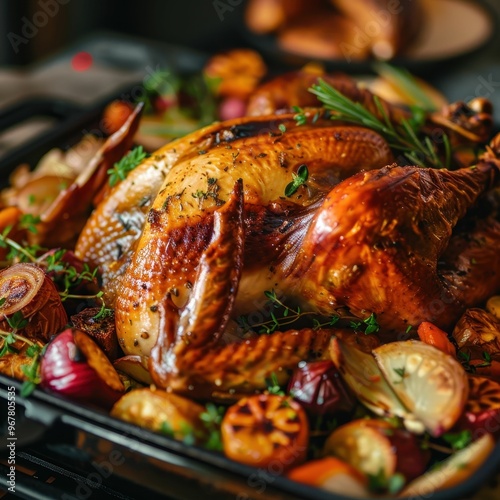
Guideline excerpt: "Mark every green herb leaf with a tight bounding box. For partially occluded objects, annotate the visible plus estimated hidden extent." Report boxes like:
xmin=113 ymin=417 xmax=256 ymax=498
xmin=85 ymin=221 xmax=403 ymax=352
xmin=442 ymin=430 xmax=472 ymax=451
xmin=20 ymin=381 xmax=37 ymax=397
xmin=19 ymin=214 xmax=41 ymax=234
xmin=108 ymin=146 xmax=148 ymax=187
xmin=393 ymin=367 xmax=406 ymax=383
xmin=266 ymin=372 xmax=285 ymax=396
xmin=6 ymin=311 xmax=28 ymax=331
xmin=293 ymin=106 xmax=307 ymax=126
xmin=363 ymin=312 xmax=380 ymax=334
xmin=387 ymin=473 xmax=406 ymax=495
xmin=309 ymin=78 xmax=449 ymax=169
xmin=25 ymin=344 xmax=41 ymax=358
xmin=285 ymin=164 xmax=309 ymax=197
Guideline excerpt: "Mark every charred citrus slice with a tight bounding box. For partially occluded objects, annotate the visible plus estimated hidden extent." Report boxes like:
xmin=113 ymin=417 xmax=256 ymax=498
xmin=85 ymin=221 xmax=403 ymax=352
xmin=400 ymin=433 xmax=495 ymax=497
xmin=458 ymin=376 xmax=500 ymax=438
xmin=373 ymin=341 xmax=468 ymax=437
xmin=221 ymin=394 xmax=308 ymax=469
xmin=73 ymin=330 xmax=124 ymax=392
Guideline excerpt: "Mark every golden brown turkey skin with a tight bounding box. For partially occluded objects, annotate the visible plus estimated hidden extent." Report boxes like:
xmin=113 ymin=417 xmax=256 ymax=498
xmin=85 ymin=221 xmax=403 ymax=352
xmin=290 ymin=162 xmax=500 ymax=333
xmin=112 ymin=115 xmax=392 ymax=357
xmin=76 ymin=111 xmax=390 ymax=305
xmin=158 ymin=327 xmax=335 ymax=400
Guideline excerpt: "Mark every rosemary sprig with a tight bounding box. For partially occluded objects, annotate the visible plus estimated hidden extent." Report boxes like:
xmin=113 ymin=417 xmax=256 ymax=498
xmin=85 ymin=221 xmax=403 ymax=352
xmin=309 ymin=79 xmax=449 ymax=169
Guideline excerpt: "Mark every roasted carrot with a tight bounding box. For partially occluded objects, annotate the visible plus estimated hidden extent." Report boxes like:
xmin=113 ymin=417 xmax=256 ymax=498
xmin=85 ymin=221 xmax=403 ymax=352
xmin=417 ymin=321 xmax=456 ymax=356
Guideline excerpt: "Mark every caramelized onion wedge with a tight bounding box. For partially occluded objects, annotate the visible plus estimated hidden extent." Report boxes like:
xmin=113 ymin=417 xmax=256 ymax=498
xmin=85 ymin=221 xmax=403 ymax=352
xmin=399 ymin=433 xmax=495 ymax=497
xmin=73 ymin=330 xmax=124 ymax=392
xmin=373 ymin=341 xmax=469 ymax=437
xmin=329 ymin=337 xmax=410 ymax=421
xmin=0 ymin=263 xmax=67 ymax=342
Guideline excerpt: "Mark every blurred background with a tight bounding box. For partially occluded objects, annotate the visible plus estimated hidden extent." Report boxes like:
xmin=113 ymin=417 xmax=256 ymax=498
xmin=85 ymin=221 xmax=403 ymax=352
xmin=0 ymin=0 xmax=499 ymax=162
xmin=1 ymin=0 xmax=247 ymax=66
xmin=0 ymin=0 xmax=498 ymax=68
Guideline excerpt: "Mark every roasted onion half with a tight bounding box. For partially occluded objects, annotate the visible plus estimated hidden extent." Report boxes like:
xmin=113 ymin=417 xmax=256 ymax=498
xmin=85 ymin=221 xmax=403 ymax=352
xmin=0 ymin=263 xmax=67 ymax=342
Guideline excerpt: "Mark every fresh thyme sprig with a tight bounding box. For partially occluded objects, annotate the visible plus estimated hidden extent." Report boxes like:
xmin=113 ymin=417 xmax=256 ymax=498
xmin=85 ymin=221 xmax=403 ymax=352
xmin=309 ymin=79 xmax=449 ymax=169
xmin=0 ymin=229 xmax=109 ymax=318
xmin=107 ymin=146 xmax=148 ymax=187
xmin=0 ymin=228 xmax=41 ymax=264
xmin=0 ymin=309 xmax=44 ymax=397
xmin=238 ymin=289 xmax=379 ymax=335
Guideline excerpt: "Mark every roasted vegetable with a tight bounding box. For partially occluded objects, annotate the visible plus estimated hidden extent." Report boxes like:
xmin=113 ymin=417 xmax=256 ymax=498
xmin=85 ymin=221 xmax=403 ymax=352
xmin=71 ymin=307 xmax=118 ymax=359
xmin=40 ymin=328 xmax=124 ymax=409
xmin=457 ymin=376 xmax=500 ymax=439
xmin=221 ymin=394 xmax=308 ymax=469
xmin=373 ymin=341 xmax=469 ymax=437
xmin=453 ymin=308 xmax=500 ymax=361
xmin=288 ymin=457 xmax=369 ymax=497
xmin=113 ymin=355 xmax=152 ymax=385
xmin=324 ymin=419 xmax=428 ymax=484
xmin=400 ymin=433 xmax=495 ymax=497
xmin=111 ymin=388 xmax=206 ymax=443
xmin=288 ymin=360 xmax=355 ymax=416
xmin=0 ymin=263 xmax=67 ymax=342
xmin=417 ymin=322 xmax=456 ymax=356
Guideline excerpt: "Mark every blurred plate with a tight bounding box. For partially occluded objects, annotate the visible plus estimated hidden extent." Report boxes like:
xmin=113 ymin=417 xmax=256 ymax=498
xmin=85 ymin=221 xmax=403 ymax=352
xmin=244 ymin=0 xmax=495 ymax=72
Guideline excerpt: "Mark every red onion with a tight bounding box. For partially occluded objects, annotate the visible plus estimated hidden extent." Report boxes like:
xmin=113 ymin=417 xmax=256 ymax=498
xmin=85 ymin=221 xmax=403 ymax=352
xmin=288 ymin=360 xmax=355 ymax=416
xmin=40 ymin=328 xmax=124 ymax=409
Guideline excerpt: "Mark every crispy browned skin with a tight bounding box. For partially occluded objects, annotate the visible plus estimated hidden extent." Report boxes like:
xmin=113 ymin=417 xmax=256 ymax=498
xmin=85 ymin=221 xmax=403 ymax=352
xmin=112 ymin=113 xmax=392 ymax=358
xmin=163 ymin=328 xmax=334 ymax=399
xmin=77 ymin=111 xmax=381 ymax=303
xmin=290 ymin=160 xmax=500 ymax=333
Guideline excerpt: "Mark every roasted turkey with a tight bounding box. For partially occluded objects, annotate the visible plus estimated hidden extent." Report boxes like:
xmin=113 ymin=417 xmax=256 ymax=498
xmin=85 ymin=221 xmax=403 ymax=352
xmin=75 ymin=76 xmax=500 ymax=398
